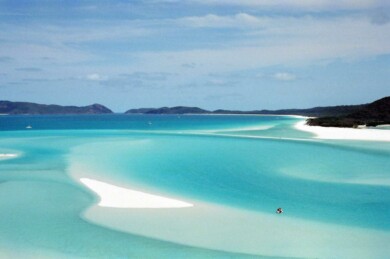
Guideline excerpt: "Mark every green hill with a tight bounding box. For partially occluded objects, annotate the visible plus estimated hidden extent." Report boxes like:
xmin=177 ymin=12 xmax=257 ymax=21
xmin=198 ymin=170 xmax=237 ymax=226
xmin=125 ymin=106 xmax=209 ymax=114
xmin=307 ymin=97 xmax=390 ymax=127
xmin=125 ymin=104 xmax=365 ymax=117
xmin=0 ymin=101 xmax=113 ymax=115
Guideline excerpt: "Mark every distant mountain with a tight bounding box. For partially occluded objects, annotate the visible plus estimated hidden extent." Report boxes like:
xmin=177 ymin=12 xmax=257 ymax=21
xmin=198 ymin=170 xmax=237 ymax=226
xmin=125 ymin=106 xmax=209 ymax=114
xmin=125 ymin=104 xmax=365 ymax=117
xmin=307 ymin=97 xmax=390 ymax=127
xmin=125 ymin=108 xmax=156 ymax=114
xmin=0 ymin=101 xmax=113 ymax=115
xmin=3 ymin=96 xmax=389 ymax=128
xmin=124 ymin=97 xmax=390 ymax=127
xmin=262 ymin=105 xmax=365 ymax=117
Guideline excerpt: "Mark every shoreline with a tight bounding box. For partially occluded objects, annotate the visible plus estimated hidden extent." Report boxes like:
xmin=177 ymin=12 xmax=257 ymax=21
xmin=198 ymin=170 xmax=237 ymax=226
xmin=180 ymin=113 xmax=308 ymax=118
xmin=295 ymin=120 xmax=390 ymax=142
xmin=0 ymin=113 xmax=307 ymax=117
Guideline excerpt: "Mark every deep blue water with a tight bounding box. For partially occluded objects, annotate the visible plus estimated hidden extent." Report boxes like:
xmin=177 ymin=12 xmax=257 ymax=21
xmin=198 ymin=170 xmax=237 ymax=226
xmin=0 ymin=114 xmax=289 ymax=131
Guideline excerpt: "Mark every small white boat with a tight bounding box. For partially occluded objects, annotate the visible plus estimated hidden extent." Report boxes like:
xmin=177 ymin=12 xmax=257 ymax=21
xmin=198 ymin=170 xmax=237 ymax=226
xmin=26 ymin=125 xmax=32 ymax=129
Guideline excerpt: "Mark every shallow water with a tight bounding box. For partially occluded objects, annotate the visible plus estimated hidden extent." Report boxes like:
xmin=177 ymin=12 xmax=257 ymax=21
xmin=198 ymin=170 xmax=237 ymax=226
xmin=0 ymin=114 xmax=389 ymax=258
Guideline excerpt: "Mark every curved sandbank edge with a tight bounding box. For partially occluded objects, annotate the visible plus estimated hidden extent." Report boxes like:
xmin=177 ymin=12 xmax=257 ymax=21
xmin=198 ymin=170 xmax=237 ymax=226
xmin=0 ymin=153 xmax=18 ymax=159
xmin=295 ymin=120 xmax=390 ymax=142
xmin=79 ymin=178 xmax=193 ymax=209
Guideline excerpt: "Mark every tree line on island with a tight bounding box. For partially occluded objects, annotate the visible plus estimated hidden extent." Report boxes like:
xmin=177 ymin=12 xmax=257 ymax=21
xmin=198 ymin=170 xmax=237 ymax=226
xmin=1 ymin=96 xmax=389 ymax=128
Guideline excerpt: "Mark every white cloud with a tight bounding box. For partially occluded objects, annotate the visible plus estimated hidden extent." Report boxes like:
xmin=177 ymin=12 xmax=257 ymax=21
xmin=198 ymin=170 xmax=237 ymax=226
xmin=2 ymin=11 xmax=390 ymax=88
xmin=135 ymin=15 xmax=390 ymax=74
xmin=179 ymin=13 xmax=266 ymax=28
xmin=187 ymin=0 xmax=389 ymax=11
xmin=0 ymin=22 xmax=151 ymax=45
xmin=273 ymin=72 xmax=296 ymax=81
xmin=0 ymin=42 xmax=92 ymax=67
xmin=86 ymin=73 xmax=107 ymax=81
xmin=208 ymin=78 xmax=227 ymax=86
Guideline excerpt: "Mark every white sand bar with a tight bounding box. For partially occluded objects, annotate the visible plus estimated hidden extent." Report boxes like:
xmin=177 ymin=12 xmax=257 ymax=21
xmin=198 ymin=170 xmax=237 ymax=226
xmin=80 ymin=178 xmax=193 ymax=208
xmin=0 ymin=153 xmax=18 ymax=159
xmin=84 ymin=198 xmax=390 ymax=259
xmin=295 ymin=120 xmax=390 ymax=141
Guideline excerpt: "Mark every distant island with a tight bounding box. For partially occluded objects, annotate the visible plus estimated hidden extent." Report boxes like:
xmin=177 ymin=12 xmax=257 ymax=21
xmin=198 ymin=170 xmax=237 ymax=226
xmin=1 ymin=96 xmax=389 ymax=128
xmin=125 ymin=104 xmax=364 ymax=117
xmin=0 ymin=101 xmax=113 ymax=115
xmin=126 ymin=106 xmax=209 ymax=115
xmin=125 ymin=96 xmax=390 ymax=128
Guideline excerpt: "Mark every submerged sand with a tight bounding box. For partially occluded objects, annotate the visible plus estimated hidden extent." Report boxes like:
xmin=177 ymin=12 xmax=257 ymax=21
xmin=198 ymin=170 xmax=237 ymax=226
xmin=71 ymin=118 xmax=390 ymax=258
xmin=80 ymin=177 xmax=390 ymax=259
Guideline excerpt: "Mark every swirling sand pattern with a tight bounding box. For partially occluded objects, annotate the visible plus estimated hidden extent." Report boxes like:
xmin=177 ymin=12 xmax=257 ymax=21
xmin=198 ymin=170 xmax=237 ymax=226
xmin=0 ymin=115 xmax=389 ymax=258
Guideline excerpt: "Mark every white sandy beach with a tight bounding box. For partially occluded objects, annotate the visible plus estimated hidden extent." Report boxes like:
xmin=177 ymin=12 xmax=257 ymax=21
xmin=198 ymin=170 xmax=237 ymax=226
xmin=80 ymin=178 xmax=193 ymax=208
xmin=295 ymin=120 xmax=390 ymax=141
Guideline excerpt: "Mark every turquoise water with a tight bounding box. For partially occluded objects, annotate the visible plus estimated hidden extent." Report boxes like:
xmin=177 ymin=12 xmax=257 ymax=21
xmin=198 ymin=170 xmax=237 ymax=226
xmin=0 ymin=114 xmax=389 ymax=258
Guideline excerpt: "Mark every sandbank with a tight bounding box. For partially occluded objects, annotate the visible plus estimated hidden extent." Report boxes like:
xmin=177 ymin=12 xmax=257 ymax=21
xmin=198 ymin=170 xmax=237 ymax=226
xmin=83 ymin=192 xmax=390 ymax=259
xmin=295 ymin=120 xmax=390 ymax=142
xmin=80 ymin=178 xmax=193 ymax=208
xmin=0 ymin=153 xmax=18 ymax=159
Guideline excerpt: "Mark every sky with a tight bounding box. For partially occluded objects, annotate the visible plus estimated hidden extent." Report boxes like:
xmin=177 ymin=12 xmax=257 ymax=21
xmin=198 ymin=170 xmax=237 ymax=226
xmin=0 ymin=0 xmax=389 ymax=112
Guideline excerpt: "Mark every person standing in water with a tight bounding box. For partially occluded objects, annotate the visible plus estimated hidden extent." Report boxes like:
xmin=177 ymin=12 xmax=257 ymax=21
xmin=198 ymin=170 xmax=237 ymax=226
xmin=276 ymin=208 xmax=283 ymax=214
